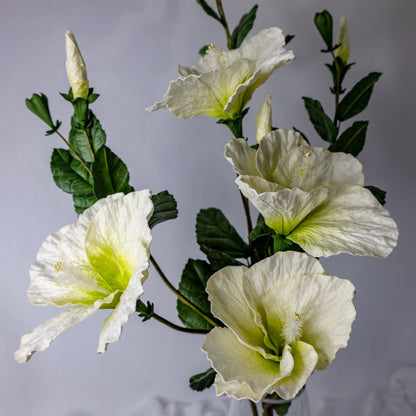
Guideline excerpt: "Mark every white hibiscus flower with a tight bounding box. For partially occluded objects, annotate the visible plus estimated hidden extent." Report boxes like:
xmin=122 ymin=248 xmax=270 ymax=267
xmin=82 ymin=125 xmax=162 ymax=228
xmin=15 ymin=190 xmax=153 ymax=363
xmin=202 ymin=251 xmax=356 ymax=401
xmin=146 ymin=28 xmax=294 ymax=120
xmin=225 ymin=129 xmax=398 ymax=257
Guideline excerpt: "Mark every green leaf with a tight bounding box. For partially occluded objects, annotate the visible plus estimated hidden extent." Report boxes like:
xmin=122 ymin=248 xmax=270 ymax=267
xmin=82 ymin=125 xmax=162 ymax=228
xmin=196 ymin=208 xmax=249 ymax=259
xmin=336 ymin=72 xmax=382 ymax=121
xmin=149 ymin=190 xmax=178 ymax=229
xmin=292 ymin=127 xmax=310 ymax=144
xmin=271 ymin=401 xmax=291 ymax=415
xmin=50 ymin=149 xmax=93 ymax=195
xmin=69 ymin=111 xmax=106 ymax=163
xmin=189 ymin=368 xmax=216 ymax=392
xmin=314 ymin=10 xmax=333 ymax=51
xmin=273 ymin=234 xmax=302 ymax=253
xmin=72 ymin=98 xmax=89 ymax=128
xmin=231 ymin=5 xmax=258 ymax=49
xmin=73 ymin=193 xmax=98 ymax=215
xmin=195 ymin=0 xmax=222 ymax=24
xmin=198 ymin=45 xmax=210 ymax=56
xmin=202 ymin=246 xmax=244 ymax=272
xmin=136 ymin=300 xmax=155 ymax=322
xmin=285 ymin=34 xmax=295 ymax=45
xmin=26 ymin=93 xmax=62 ymax=135
xmin=92 ymin=146 xmax=134 ymax=199
xmin=249 ymin=214 xmax=274 ymax=263
xmin=302 ymin=97 xmax=338 ymax=143
xmin=177 ymin=259 xmax=215 ymax=330
xmin=329 ymin=121 xmax=368 ymax=156
xmin=365 ymin=185 xmax=386 ymax=206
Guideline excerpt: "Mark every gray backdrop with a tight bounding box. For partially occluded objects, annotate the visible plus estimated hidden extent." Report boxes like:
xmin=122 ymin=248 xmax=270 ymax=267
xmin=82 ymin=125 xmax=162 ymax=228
xmin=1 ymin=0 xmax=415 ymax=415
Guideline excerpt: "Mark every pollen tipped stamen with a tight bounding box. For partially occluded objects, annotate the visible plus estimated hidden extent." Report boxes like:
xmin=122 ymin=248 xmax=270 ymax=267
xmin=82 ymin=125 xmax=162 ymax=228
xmin=282 ymin=312 xmax=303 ymax=344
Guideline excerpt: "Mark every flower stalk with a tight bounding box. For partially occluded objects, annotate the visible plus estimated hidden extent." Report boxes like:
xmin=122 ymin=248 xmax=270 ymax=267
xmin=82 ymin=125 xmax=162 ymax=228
xmin=150 ymin=254 xmax=218 ymax=328
xmin=216 ymin=0 xmax=232 ymax=49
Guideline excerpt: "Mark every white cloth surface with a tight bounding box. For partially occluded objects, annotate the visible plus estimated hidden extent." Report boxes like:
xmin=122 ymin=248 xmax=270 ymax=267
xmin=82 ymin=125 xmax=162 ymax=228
xmin=128 ymin=396 xmax=230 ymax=416
xmin=317 ymin=364 xmax=416 ymax=416
xmin=128 ymin=364 xmax=416 ymax=416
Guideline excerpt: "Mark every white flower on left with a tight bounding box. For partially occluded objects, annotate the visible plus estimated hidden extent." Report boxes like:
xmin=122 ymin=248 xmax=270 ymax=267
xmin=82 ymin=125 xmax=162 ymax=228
xmin=14 ymin=190 xmax=153 ymax=363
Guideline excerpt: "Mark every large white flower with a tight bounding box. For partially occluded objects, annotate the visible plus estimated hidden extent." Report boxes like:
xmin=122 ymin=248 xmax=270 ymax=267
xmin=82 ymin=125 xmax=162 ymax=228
xmin=225 ymin=129 xmax=398 ymax=257
xmin=202 ymin=251 xmax=356 ymax=401
xmin=146 ymin=28 xmax=294 ymax=120
xmin=14 ymin=190 xmax=153 ymax=363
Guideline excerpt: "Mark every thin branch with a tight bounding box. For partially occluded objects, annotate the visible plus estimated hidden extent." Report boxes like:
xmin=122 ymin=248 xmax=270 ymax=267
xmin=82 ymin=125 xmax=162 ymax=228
xmin=151 ymin=312 xmax=209 ymax=334
xmin=150 ymin=254 xmax=218 ymax=328
xmin=216 ymin=0 xmax=232 ymax=49
xmin=83 ymin=129 xmax=95 ymax=160
xmin=55 ymin=130 xmax=92 ymax=175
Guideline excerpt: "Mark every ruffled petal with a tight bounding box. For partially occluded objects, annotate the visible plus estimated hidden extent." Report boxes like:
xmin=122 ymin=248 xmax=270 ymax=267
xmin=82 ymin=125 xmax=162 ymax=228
xmin=14 ymin=293 xmax=116 ymax=363
xmin=160 ymin=59 xmax=255 ymax=119
xmin=259 ymin=267 xmax=356 ymax=369
xmin=202 ymin=327 xmax=293 ymax=402
xmin=274 ymin=146 xmax=364 ymax=190
xmin=224 ymin=139 xmax=259 ymax=176
xmin=97 ymin=242 xmax=149 ymax=353
xmin=237 ymin=178 xmax=330 ymax=235
xmin=274 ymin=341 xmax=318 ymax=400
xmin=28 ymin=224 xmax=110 ymax=307
xmin=85 ymin=190 xmax=153 ymax=291
xmin=288 ymin=183 xmax=399 ymax=257
xmin=206 ymin=265 xmax=275 ymax=359
xmin=256 ymin=130 xmax=307 ymax=180
xmin=242 ymin=252 xmax=326 ymax=343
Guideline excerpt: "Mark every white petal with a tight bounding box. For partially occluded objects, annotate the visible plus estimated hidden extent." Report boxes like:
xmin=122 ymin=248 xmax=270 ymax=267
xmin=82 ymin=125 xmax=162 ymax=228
xmin=256 ymin=93 xmax=272 ymax=143
xmin=85 ymin=190 xmax=153 ymax=290
xmin=97 ymin=243 xmax=149 ymax=353
xmin=28 ymin=224 xmax=110 ymax=307
xmin=259 ymin=267 xmax=356 ymax=369
xmin=240 ymin=28 xmax=289 ymax=67
xmin=237 ymin=178 xmax=330 ymax=235
xmin=256 ymin=129 xmax=307 ymax=181
xmin=274 ymin=146 xmax=364 ymax=189
xmin=206 ymin=265 xmax=275 ymax=359
xmin=224 ymin=139 xmax=259 ymax=176
xmin=242 ymin=252 xmax=325 ymax=323
xmin=14 ymin=293 xmax=115 ymax=363
xmin=202 ymin=328 xmax=292 ymax=402
xmin=145 ymin=99 xmax=166 ymax=112
xmin=288 ymin=183 xmax=399 ymax=257
xmin=274 ymin=341 xmax=318 ymax=400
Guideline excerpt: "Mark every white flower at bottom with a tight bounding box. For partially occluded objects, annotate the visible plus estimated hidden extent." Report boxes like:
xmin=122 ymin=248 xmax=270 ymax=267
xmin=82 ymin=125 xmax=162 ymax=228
xmin=202 ymin=251 xmax=356 ymax=401
xmin=14 ymin=190 xmax=153 ymax=363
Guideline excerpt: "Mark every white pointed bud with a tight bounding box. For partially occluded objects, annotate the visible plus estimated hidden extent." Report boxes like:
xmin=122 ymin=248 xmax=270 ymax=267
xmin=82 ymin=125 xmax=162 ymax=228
xmin=256 ymin=93 xmax=272 ymax=143
xmin=335 ymin=16 xmax=349 ymax=64
xmin=65 ymin=31 xmax=89 ymax=99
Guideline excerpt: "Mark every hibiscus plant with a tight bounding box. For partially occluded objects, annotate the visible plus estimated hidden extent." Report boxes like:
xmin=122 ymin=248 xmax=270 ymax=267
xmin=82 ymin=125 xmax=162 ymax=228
xmin=16 ymin=2 xmax=398 ymax=416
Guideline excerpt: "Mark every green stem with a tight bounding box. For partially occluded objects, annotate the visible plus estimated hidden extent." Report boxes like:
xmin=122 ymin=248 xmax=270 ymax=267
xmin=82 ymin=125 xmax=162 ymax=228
xmin=250 ymin=400 xmax=259 ymax=416
xmin=331 ymin=52 xmax=342 ymax=128
xmin=55 ymin=130 xmax=92 ymax=175
xmin=150 ymin=254 xmax=218 ymax=328
xmin=216 ymin=0 xmax=233 ymax=49
xmin=150 ymin=311 xmax=209 ymax=334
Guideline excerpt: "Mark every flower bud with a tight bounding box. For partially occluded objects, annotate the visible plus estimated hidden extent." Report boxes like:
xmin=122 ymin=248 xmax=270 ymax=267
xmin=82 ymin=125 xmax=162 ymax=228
xmin=335 ymin=17 xmax=349 ymax=64
xmin=256 ymin=93 xmax=272 ymax=143
xmin=65 ymin=31 xmax=89 ymax=99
